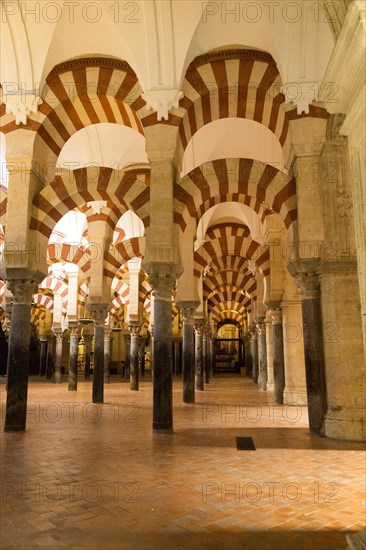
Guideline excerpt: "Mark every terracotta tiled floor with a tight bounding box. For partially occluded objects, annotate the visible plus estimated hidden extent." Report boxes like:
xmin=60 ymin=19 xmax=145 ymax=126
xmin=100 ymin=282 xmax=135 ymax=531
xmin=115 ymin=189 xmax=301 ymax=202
xmin=0 ymin=374 xmax=365 ymax=549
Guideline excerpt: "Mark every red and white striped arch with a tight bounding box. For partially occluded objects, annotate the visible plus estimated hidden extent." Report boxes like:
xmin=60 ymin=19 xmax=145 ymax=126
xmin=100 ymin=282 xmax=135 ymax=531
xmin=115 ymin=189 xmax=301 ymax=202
xmin=1 ymin=58 xmax=150 ymax=166
xmin=30 ymin=165 xmax=150 ymax=240
xmin=174 ymin=158 xmax=296 ymax=234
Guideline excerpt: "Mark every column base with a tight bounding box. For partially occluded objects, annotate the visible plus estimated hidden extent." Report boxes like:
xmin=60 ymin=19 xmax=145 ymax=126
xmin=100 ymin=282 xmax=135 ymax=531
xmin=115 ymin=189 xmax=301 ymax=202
xmin=153 ymin=427 xmax=174 ymax=435
xmin=4 ymin=424 xmax=25 ymax=432
xmin=346 ymin=527 xmax=366 ymax=549
xmin=284 ymin=387 xmax=308 ymax=406
xmin=324 ymin=408 xmax=366 ymax=441
xmin=266 ymin=383 xmax=274 ymax=392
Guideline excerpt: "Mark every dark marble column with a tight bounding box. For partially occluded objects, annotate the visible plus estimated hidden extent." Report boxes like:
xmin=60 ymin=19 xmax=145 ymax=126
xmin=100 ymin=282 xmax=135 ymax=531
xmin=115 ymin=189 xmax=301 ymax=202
xmin=68 ymin=324 xmax=79 ymax=391
xmin=39 ymin=337 xmax=48 ymax=376
xmin=203 ymin=327 xmax=209 ymax=384
xmin=173 ymin=338 xmax=180 ymax=376
xmin=250 ymin=326 xmax=258 ymax=384
xmin=150 ymin=273 xmax=175 ymax=433
xmin=245 ymin=333 xmax=252 ymax=377
xmin=45 ymin=335 xmax=54 ymax=379
xmin=53 ymin=327 xmax=63 ymax=384
xmin=104 ymin=327 xmax=111 ymax=384
xmin=139 ymin=337 xmax=146 ymax=376
xmin=256 ymin=319 xmax=267 ymax=391
xmin=83 ymin=332 xmax=92 ymax=380
xmin=271 ymin=309 xmax=285 ymax=404
xmin=208 ymin=336 xmax=214 ymax=378
xmin=180 ymin=305 xmax=196 ymax=404
xmin=123 ymin=332 xmax=131 ymax=380
xmin=5 ymin=279 xmax=38 ymax=432
xmin=90 ymin=305 xmax=108 ymax=404
xmin=296 ymin=272 xmax=327 ymax=435
xmin=129 ymin=325 xmax=140 ymax=391
xmin=194 ymin=321 xmax=204 ymax=391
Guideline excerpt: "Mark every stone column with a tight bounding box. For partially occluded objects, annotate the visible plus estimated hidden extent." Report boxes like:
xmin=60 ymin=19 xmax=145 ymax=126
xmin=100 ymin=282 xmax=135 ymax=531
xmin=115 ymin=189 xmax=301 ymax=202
xmin=83 ymin=332 xmax=92 ymax=380
xmin=203 ymin=327 xmax=209 ymax=384
xmin=256 ymin=319 xmax=267 ymax=391
xmin=250 ymin=326 xmax=258 ymax=384
xmin=173 ymin=338 xmax=180 ymax=376
xmin=90 ymin=306 xmax=108 ymax=404
xmin=45 ymin=335 xmax=54 ymax=379
xmin=265 ymin=313 xmax=274 ymax=391
xmin=208 ymin=336 xmax=214 ymax=378
xmin=292 ymin=270 xmax=327 ymax=435
xmin=150 ymin=273 xmax=175 ymax=433
xmin=271 ymin=309 xmax=285 ymax=405
xmin=39 ymin=336 xmax=48 ymax=377
xmin=4 ymin=280 xmax=38 ymax=432
xmin=194 ymin=322 xmax=204 ymax=391
xmin=245 ymin=334 xmax=252 ymax=377
xmin=139 ymin=336 xmax=146 ymax=376
xmin=53 ymin=327 xmax=63 ymax=384
xmin=181 ymin=305 xmax=196 ymax=404
xmin=123 ymin=332 xmax=131 ymax=380
xmin=104 ymin=327 xmax=111 ymax=384
xmin=129 ymin=325 xmax=140 ymax=391
xmin=68 ymin=323 xmax=79 ymax=391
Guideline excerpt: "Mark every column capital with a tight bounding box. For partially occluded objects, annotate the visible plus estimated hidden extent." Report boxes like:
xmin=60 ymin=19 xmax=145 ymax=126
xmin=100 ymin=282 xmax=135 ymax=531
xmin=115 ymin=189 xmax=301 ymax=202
xmin=104 ymin=327 xmax=112 ymax=341
xmin=178 ymin=300 xmax=199 ymax=325
xmin=128 ymin=325 xmax=140 ymax=337
xmin=271 ymin=309 xmax=283 ymax=325
xmin=52 ymin=324 xmax=63 ymax=338
xmin=194 ymin=320 xmax=204 ymax=335
xmin=89 ymin=304 xmax=110 ymax=327
xmin=148 ymin=264 xmax=177 ymax=301
xmin=287 ymin=259 xmax=321 ymax=299
xmin=7 ymin=279 xmax=39 ymax=304
xmin=256 ymin=320 xmax=266 ymax=335
xmin=68 ymin=323 xmax=79 ymax=338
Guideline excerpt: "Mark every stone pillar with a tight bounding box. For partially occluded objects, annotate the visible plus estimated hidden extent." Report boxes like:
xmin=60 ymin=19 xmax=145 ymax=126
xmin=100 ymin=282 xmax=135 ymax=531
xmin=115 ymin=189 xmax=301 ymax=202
xmin=104 ymin=327 xmax=111 ymax=384
xmin=203 ymin=328 xmax=209 ymax=384
xmin=271 ymin=309 xmax=285 ymax=404
xmin=68 ymin=323 xmax=79 ymax=391
xmin=256 ymin=319 xmax=267 ymax=391
xmin=83 ymin=332 xmax=92 ymax=380
xmin=209 ymin=336 xmax=214 ymax=378
xmin=129 ymin=325 xmax=140 ymax=391
xmin=45 ymin=335 xmax=54 ymax=379
xmin=293 ymin=271 xmax=327 ymax=435
xmin=194 ymin=322 xmax=204 ymax=391
xmin=4 ymin=279 xmax=38 ymax=432
xmin=123 ymin=332 xmax=131 ymax=380
xmin=150 ymin=273 xmax=175 ymax=433
xmin=53 ymin=327 xmax=63 ymax=384
xmin=38 ymin=336 xmax=48 ymax=377
xmin=173 ymin=338 xmax=180 ymax=376
xmin=265 ymin=312 xmax=274 ymax=391
xmin=282 ymin=295 xmax=307 ymax=405
xmin=139 ymin=336 xmax=146 ymax=376
xmin=245 ymin=334 xmax=252 ymax=377
xmin=90 ymin=306 xmax=108 ymax=404
xmin=250 ymin=327 xmax=258 ymax=384
xmin=181 ymin=305 xmax=196 ymax=404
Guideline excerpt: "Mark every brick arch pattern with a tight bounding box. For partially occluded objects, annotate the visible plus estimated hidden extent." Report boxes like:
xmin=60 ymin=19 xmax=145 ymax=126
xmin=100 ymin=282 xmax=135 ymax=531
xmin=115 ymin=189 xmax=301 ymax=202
xmin=1 ymin=58 xmax=151 ymax=165
xmin=30 ymin=165 xmax=150 ymax=240
xmin=174 ymin=158 xmax=296 ymax=234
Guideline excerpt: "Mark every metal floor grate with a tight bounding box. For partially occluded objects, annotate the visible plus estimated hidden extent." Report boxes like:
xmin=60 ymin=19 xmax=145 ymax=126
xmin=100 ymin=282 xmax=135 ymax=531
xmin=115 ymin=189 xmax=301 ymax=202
xmin=236 ymin=437 xmax=256 ymax=450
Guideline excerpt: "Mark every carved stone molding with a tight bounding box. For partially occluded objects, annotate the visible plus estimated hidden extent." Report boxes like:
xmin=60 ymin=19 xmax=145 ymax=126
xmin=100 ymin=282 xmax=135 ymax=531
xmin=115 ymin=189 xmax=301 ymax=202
xmin=142 ymin=90 xmax=183 ymax=121
xmin=4 ymin=94 xmax=42 ymax=125
xmin=89 ymin=304 xmax=109 ymax=327
xmin=271 ymin=309 xmax=283 ymax=325
xmin=281 ymin=82 xmax=320 ymax=115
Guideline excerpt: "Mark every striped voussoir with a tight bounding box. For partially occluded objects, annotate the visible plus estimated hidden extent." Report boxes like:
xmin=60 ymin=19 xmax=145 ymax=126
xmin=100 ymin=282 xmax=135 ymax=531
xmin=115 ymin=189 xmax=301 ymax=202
xmin=176 ymin=50 xmax=288 ymax=165
xmin=194 ymin=229 xmax=269 ymax=279
xmin=0 ymin=58 xmax=150 ymax=166
xmin=203 ymin=270 xmax=256 ymax=301
xmin=30 ymin=165 xmax=150 ymax=240
xmin=174 ymin=158 xmax=296 ymax=233
xmin=104 ymin=236 xmax=146 ymax=279
xmin=48 ymin=242 xmax=91 ymax=275
xmin=210 ymin=300 xmax=248 ymax=324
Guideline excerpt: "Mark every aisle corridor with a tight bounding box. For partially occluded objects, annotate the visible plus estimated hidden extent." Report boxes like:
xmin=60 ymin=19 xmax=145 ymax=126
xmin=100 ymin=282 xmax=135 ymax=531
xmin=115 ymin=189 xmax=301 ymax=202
xmin=1 ymin=375 xmax=364 ymax=550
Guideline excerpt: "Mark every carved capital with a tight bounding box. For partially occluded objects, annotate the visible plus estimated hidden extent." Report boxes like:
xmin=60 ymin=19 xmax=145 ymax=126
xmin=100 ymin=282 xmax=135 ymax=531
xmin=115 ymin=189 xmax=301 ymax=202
xmin=256 ymin=321 xmax=266 ymax=335
xmin=89 ymin=303 xmax=109 ymax=327
xmin=7 ymin=279 xmax=38 ymax=304
xmin=4 ymin=93 xmax=42 ymax=125
xmin=271 ymin=309 xmax=282 ymax=325
xmin=142 ymin=89 xmax=183 ymax=121
xmin=128 ymin=325 xmax=140 ymax=337
xmin=194 ymin=321 xmax=204 ymax=336
xmin=149 ymin=266 xmax=176 ymax=301
xmin=68 ymin=323 xmax=79 ymax=339
xmin=281 ymin=82 xmax=319 ymax=115
xmin=295 ymin=272 xmax=320 ymax=300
